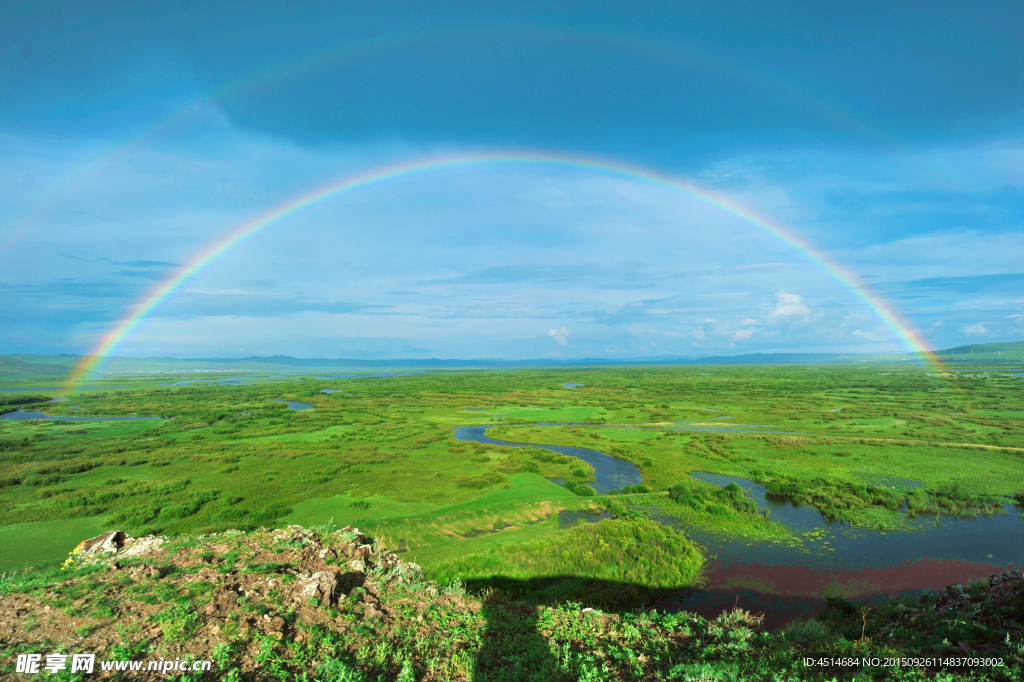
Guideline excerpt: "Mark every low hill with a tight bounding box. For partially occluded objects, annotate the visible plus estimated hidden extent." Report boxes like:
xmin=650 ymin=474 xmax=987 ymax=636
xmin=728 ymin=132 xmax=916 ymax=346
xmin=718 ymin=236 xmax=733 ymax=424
xmin=2 ymin=339 xmax=1021 ymax=376
xmin=933 ymin=340 xmax=1024 ymax=357
xmin=2 ymin=525 xmax=1021 ymax=680
xmin=0 ymin=356 xmax=74 ymax=377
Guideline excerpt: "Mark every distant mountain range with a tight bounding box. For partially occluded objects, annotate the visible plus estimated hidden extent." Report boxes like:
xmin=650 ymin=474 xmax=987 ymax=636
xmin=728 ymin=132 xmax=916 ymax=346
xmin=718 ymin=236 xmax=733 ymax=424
xmin=2 ymin=340 xmax=1022 ymax=377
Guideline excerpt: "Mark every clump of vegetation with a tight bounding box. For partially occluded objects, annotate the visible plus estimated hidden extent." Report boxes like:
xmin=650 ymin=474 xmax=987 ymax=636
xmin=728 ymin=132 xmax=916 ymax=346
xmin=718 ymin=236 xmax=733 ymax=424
xmin=561 ymin=480 xmax=596 ymax=497
xmin=669 ymin=480 xmax=759 ymax=515
xmin=429 ymin=515 xmax=704 ymax=609
xmin=755 ymin=472 xmax=1014 ymax=523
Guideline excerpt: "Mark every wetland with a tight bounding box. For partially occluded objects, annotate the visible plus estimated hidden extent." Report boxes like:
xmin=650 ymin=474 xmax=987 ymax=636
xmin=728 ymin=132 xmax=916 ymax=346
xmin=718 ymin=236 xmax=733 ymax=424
xmin=2 ymin=365 xmax=1023 ymax=630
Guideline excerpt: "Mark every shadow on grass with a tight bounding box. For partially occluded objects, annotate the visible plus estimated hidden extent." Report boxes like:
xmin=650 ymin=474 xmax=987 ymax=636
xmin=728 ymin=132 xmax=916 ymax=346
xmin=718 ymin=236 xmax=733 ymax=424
xmin=473 ymin=590 xmax=567 ymax=682
xmin=470 ymin=576 xmax=685 ymax=682
xmin=464 ymin=574 xmax=682 ymax=612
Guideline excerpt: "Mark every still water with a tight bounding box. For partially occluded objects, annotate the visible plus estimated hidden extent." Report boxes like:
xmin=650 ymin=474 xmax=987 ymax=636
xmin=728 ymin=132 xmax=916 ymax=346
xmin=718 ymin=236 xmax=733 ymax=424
xmin=0 ymin=409 xmax=159 ymax=422
xmin=454 ymin=425 xmax=641 ymax=494
xmin=0 ymin=386 xmax=114 ymax=392
xmin=454 ymin=422 xmax=1024 ymax=628
xmin=659 ymin=473 xmax=1024 ymax=628
xmin=267 ymin=400 xmax=313 ymax=410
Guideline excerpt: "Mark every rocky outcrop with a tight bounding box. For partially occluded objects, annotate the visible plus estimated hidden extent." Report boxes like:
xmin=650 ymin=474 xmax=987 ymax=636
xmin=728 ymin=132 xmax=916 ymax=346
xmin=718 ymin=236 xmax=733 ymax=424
xmin=71 ymin=530 xmax=165 ymax=566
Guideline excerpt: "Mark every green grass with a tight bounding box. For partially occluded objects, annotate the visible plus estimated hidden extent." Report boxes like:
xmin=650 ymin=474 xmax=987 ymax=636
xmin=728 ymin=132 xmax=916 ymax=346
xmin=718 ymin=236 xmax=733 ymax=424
xmin=427 ymin=515 xmax=705 ymax=608
xmin=285 ymin=491 xmax=440 ymax=527
xmin=1 ymin=365 xmax=1022 ymax=592
xmin=0 ymin=515 xmax=108 ymax=571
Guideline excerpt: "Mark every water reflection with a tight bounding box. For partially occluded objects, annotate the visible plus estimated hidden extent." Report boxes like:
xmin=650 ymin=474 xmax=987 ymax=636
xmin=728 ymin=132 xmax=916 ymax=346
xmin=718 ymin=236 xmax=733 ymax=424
xmin=0 ymin=386 xmax=114 ymax=392
xmin=662 ymin=473 xmax=1024 ymax=628
xmin=268 ymin=400 xmax=313 ymax=410
xmin=558 ymin=508 xmax=611 ymax=528
xmin=454 ymin=425 xmax=641 ymax=494
xmin=0 ymin=409 xmax=159 ymax=422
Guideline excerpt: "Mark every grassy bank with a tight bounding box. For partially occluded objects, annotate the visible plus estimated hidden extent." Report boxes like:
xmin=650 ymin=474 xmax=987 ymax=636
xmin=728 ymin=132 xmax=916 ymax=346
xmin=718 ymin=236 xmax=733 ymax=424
xmin=1 ymin=525 xmax=1021 ymax=681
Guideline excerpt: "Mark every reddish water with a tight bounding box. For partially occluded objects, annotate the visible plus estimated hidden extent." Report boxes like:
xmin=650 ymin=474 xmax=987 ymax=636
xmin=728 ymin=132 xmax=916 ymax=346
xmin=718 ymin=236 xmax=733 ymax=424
xmin=661 ymin=557 xmax=1007 ymax=629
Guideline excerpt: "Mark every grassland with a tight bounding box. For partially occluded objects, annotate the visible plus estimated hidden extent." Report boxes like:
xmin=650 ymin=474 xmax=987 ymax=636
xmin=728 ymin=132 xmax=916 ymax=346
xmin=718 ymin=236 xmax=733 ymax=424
xmin=1 ymin=365 xmax=1022 ymax=591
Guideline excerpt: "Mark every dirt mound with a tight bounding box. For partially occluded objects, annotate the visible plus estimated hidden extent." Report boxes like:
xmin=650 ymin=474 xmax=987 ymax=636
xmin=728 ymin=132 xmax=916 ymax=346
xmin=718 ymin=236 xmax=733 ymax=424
xmin=4 ymin=527 xmax=1022 ymax=680
xmin=1 ymin=525 xmax=450 ymax=679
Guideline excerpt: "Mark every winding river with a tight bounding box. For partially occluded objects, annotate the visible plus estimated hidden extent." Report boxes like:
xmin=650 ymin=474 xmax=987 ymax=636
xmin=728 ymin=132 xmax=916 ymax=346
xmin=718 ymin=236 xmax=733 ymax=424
xmin=0 ymin=410 xmax=159 ymax=422
xmin=453 ymin=425 xmax=641 ymax=493
xmin=454 ymin=423 xmax=1024 ymax=628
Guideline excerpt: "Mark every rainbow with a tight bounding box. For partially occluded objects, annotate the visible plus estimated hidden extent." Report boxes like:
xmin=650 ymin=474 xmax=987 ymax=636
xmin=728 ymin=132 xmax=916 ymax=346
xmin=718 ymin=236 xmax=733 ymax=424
xmin=65 ymin=151 xmax=938 ymax=385
xmin=1 ymin=24 xmax=900 ymax=258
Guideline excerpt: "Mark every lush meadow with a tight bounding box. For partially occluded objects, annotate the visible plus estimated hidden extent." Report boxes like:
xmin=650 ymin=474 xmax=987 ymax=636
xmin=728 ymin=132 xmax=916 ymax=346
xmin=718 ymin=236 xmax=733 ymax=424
xmin=1 ymin=365 xmax=1022 ymax=602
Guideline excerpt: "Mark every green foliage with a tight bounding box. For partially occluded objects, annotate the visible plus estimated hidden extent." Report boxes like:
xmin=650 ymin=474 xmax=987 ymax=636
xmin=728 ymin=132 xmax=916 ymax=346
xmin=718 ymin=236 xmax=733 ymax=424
xmin=668 ymin=481 xmax=758 ymax=515
xmin=454 ymin=472 xmax=508 ymax=490
xmin=428 ymin=516 xmax=704 ymax=609
xmin=150 ymin=602 xmax=201 ymax=641
xmin=316 ymin=658 xmax=370 ymax=682
xmin=2 ymin=363 xmax=1023 ymax=610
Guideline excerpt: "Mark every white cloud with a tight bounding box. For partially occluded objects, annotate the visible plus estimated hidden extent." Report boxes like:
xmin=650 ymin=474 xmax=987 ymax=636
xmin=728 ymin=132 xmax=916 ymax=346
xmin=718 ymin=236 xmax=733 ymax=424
xmin=547 ymin=326 xmax=571 ymax=346
xmin=852 ymin=329 xmax=883 ymax=341
xmin=734 ymin=329 xmax=755 ymax=340
xmin=767 ymin=291 xmax=810 ymax=322
xmin=963 ymin=323 xmax=989 ymax=337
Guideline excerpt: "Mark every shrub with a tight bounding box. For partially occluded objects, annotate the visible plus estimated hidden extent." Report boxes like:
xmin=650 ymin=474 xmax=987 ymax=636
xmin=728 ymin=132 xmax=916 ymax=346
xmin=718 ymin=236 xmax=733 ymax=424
xmin=454 ymin=472 xmax=508 ymax=489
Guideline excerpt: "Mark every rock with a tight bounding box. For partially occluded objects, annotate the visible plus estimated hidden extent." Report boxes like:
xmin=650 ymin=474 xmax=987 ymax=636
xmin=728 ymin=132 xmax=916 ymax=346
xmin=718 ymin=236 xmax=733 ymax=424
xmin=293 ymin=571 xmax=339 ymax=606
xmin=214 ymin=590 xmax=238 ymax=612
xmin=73 ymin=531 xmax=126 ymax=562
xmin=119 ymin=535 xmax=166 ymax=560
xmin=129 ymin=564 xmax=160 ymax=581
xmin=70 ymin=531 xmax=166 ymax=566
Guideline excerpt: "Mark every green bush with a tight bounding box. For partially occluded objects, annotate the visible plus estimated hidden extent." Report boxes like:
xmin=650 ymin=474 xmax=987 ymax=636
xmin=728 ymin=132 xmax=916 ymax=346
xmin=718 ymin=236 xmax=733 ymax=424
xmin=573 ymin=485 xmax=596 ymax=497
xmin=454 ymin=472 xmax=508 ymax=489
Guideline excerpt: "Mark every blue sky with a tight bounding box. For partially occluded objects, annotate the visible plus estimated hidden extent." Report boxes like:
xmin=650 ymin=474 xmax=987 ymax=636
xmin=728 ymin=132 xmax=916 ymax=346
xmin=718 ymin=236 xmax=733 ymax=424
xmin=1 ymin=1 xmax=1022 ymax=359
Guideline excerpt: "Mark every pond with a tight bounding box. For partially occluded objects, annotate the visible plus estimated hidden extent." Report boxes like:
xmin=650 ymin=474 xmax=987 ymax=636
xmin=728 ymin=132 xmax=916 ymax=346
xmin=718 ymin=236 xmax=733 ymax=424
xmin=268 ymin=400 xmax=313 ymax=410
xmin=657 ymin=473 xmax=1024 ymax=628
xmin=558 ymin=508 xmax=612 ymax=528
xmin=313 ymin=371 xmax=429 ymax=380
xmin=453 ymin=425 xmax=641 ymax=494
xmin=562 ymin=383 xmax=584 ymax=388
xmin=0 ymin=386 xmax=115 ymax=392
xmin=0 ymin=409 xmax=160 ymax=422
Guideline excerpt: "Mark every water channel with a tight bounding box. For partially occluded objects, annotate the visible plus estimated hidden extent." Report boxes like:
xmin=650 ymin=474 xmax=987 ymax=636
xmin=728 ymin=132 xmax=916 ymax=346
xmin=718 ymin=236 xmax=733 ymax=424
xmin=454 ymin=423 xmax=1024 ymax=628
xmin=0 ymin=386 xmax=115 ymax=392
xmin=453 ymin=425 xmax=641 ymax=493
xmin=267 ymin=400 xmax=313 ymax=410
xmin=0 ymin=410 xmax=160 ymax=422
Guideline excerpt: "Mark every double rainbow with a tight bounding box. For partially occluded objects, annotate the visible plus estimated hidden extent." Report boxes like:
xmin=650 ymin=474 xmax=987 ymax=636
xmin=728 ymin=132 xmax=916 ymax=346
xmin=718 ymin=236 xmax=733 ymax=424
xmin=66 ymin=151 xmax=937 ymax=385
